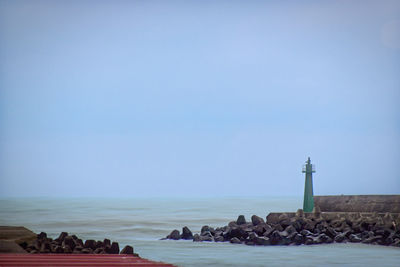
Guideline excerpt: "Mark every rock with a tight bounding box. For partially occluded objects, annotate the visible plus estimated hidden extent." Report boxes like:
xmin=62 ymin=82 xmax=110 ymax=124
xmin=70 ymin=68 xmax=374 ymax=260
xmin=284 ymin=225 xmax=297 ymax=235
xmin=54 ymin=245 xmax=64 ymax=253
xmin=254 ymin=236 xmax=270 ymax=246
xmin=313 ymin=206 xmax=321 ymax=218
xmin=296 ymin=209 xmax=304 ymax=218
xmin=120 ymin=245 xmax=134 ymax=254
xmin=75 ymin=239 xmax=84 ymax=247
xmin=300 ymin=229 xmax=312 ymax=236
xmin=304 ymin=236 xmax=315 ymax=245
xmin=94 ymin=248 xmax=105 ymax=254
xmin=278 ymin=214 xmax=291 ymax=229
xmin=95 ymin=241 xmax=103 ymax=249
xmin=84 ymin=239 xmax=96 ymax=250
xmin=247 ymin=232 xmax=258 ymax=242
xmin=325 ymin=227 xmax=338 ymax=238
xmin=316 ymin=234 xmax=332 ymax=244
xmin=103 ymin=239 xmax=111 ymax=247
xmin=193 ymin=234 xmax=201 ymax=242
xmin=107 ymin=242 xmax=119 ymax=254
xmin=40 ymin=242 xmax=51 ymax=253
xmin=291 ymin=219 xmax=304 ymax=232
xmin=181 ymin=226 xmax=193 ymax=240
xmin=251 ymin=215 xmax=264 ymax=226
xmin=229 ymin=227 xmax=248 ymax=240
xmin=228 ymin=221 xmax=238 ymax=228
xmin=391 ymin=238 xmax=400 ymax=247
xmin=167 ymin=230 xmax=180 ymax=240
xmin=57 ymin=232 xmax=68 ymax=242
xmin=292 ymin=233 xmax=304 ymax=245
xmin=201 ymin=231 xmax=213 ymax=238
xmin=81 ymin=248 xmax=92 ymax=254
xmin=200 ymin=225 xmax=215 ymax=235
xmin=214 ymin=230 xmax=223 ymax=238
xmin=263 ymin=225 xmax=275 ymax=237
xmin=230 ymin=237 xmax=241 ymax=244
xmin=253 ymin=224 xmax=266 ymax=236
xmin=37 ymin=232 xmax=47 ymax=240
xmin=63 ymin=236 xmax=76 ymax=250
xmin=63 ymin=245 xmax=72 ymax=253
xmin=236 ymin=215 xmax=247 ymax=225
xmin=214 ymin=236 xmax=224 ymax=242
xmin=334 ymin=233 xmax=347 ymax=243
xmin=269 ymin=231 xmax=282 ymax=245
xmin=349 ymin=234 xmax=362 ymax=243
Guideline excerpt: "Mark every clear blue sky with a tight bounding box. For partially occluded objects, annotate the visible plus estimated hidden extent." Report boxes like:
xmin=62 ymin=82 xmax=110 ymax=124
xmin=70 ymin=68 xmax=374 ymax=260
xmin=0 ymin=0 xmax=399 ymax=197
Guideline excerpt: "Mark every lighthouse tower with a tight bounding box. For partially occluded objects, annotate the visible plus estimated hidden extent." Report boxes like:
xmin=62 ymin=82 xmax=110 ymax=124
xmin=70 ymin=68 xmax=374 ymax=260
xmin=302 ymin=157 xmax=315 ymax=212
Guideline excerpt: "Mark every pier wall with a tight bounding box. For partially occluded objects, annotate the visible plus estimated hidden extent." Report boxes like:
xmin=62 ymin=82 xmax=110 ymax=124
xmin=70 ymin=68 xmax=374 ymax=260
xmin=314 ymin=195 xmax=400 ymax=213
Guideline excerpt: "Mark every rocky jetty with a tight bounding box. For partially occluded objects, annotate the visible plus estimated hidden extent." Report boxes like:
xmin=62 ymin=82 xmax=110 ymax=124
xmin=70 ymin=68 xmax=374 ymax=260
xmin=18 ymin=231 xmax=137 ymax=255
xmin=163 ymin=211 xmax=400 ymax=247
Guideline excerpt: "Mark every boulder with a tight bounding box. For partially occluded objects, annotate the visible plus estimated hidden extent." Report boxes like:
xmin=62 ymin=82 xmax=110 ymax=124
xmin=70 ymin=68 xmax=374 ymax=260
xmin=292 ymin=233 xmax=304 ymax=245
xmin=230 ymin=237 xmax=241 ymax=244
xmin=201 ymin=225 xmax=211 ymax=235
xmin=325 ymin=227 xmax=338 ymax=238
xmin=63 ymin=236 xmax=76 ymax=250
xmin=263 ymin=225 xmax=275 ymax=237
xmin=181 ymin=226 xmax=193 ymax=240
xmin=84 ymin=239 xmax=96 ymax=250
xmin=95 ymin=241 xmax=103 ymax=249
xmin=214 ymin=236 xmax=224 ymax=242
xmin=81 ymin=248 xmax=92 ymax=254
xmin=236 ymin=215 xmax=247 ymax=225
xmin=108 ymin=242 xmax=119 ymax=254
xmin=37 ymin=232 xmax=47 ymax=240
xmin=349 ymin=234 xmax=362 ymax=243
xmin=167 ymin=230 xmax=180 ymax=240
xmin=54 ymin=245 xmax=64 ymax=253
xmin=193 ymin=234 xmax=201 ymax=242
xmin=120 ymin=245 xmax=134 ymax=254
xmin=56 ymin=232 xmax=68 ymax=242
xmin=269 ymin=231 xmax=282 ymax=245
xmin=75 ymin=239 xmax=84 ymax=247
xmin=284 ymin=225 xmax=297 ymax=235
xmin=228 ymin=221 xmax=238 ymax=228
xmin=251 ymin=215 xmax=264 ymax=226
xmin=40 ymin=242 xmax=51 ymax=253
xmin=63 ymin=245 xmax=72 ymax=253
xmin=334 ymin=233 xmax=346 ymax=243
xmin=94 ymin=248 xmax=105 ymax=254
xmin=295 ymin=209 xmax=304 ymax=218
xmin=103 ymin=239 xmax=111 ymax=247
xmin=254 ymin=236 xmax=270 ymax=246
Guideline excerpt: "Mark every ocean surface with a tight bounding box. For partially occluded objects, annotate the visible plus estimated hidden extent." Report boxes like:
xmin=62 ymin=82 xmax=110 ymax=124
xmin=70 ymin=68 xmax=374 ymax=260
xmin=0 ymin=197 xmax=399 ymax=266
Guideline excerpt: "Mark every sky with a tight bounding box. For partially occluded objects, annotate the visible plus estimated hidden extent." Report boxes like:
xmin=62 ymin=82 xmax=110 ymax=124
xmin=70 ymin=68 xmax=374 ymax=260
xmin=0 ymin=0 xmax=399 ymax=197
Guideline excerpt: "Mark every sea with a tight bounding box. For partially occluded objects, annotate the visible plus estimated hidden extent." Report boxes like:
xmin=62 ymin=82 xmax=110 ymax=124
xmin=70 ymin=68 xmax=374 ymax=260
xmin=0 ymin=196 xmax=399 ymax=267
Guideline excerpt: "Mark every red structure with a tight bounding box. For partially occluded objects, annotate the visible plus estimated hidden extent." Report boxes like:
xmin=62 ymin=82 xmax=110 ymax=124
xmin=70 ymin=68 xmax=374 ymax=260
xmin=0 ymin=254 xmax=176 ymax=266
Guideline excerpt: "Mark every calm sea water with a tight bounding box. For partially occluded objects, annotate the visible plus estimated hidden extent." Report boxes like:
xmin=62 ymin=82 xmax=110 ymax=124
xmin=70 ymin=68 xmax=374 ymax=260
xmin=0 ymin=197 xmax=399 ymax=266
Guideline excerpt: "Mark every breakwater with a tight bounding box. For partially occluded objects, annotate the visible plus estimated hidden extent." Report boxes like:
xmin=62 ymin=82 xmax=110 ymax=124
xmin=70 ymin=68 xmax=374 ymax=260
xmin=163 ymin=209 xmax=400 ymax=247
xmin=0 ymin=226 xmax=135 ymax=255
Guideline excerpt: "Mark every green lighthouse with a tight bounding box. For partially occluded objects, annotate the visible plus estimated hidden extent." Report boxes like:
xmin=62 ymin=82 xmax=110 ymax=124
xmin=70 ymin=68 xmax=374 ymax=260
xmin=302 ymin=157 xmax=315 ymax=212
